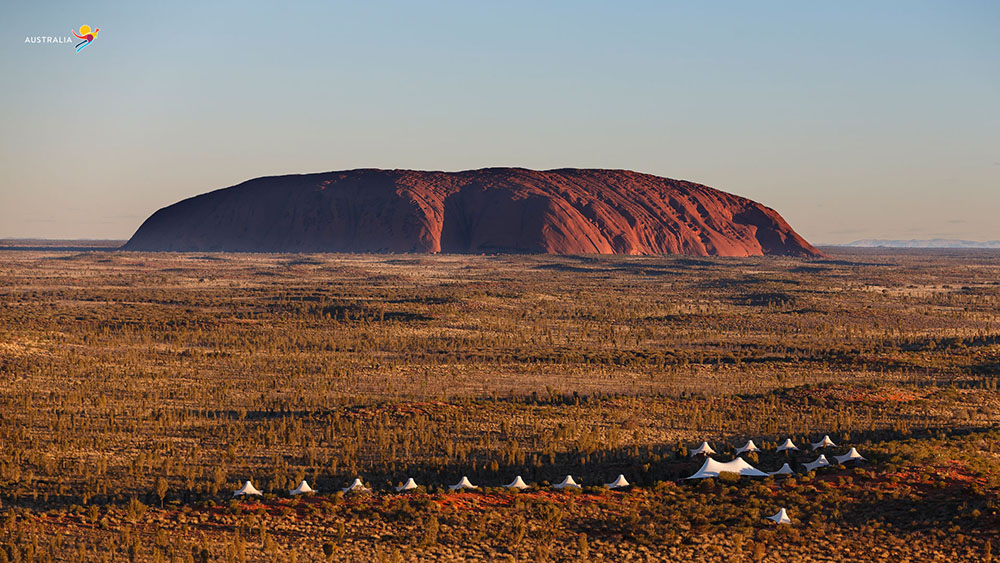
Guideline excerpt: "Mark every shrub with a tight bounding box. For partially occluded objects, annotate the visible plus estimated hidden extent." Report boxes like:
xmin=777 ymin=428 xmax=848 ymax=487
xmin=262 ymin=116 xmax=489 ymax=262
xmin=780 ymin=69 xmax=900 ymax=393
xmin=718 ymin=472 xmax=741 ymax=485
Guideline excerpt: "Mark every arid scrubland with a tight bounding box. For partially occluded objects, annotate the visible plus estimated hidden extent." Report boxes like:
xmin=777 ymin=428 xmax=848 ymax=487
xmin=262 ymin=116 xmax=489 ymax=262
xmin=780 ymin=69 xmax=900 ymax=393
xmin=0 ymin=248 xmax=998 ymax=561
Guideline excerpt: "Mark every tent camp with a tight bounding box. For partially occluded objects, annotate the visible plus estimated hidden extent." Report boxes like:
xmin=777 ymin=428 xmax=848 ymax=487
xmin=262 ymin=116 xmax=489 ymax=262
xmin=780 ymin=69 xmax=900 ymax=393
xmin=505 ymin=476 xmax=530 ymax=490
xmin=289 ymin=480 xmax=315 ymax=496
xmin=395 ymin=478 xmax=418 ymax=492
xmin=834 ymin=448 xmax=866 ymax=464
xmin=811 ymin=435 xmax=837 ymax=450
xmin=553 ymin=475 xmax=581 ymax=489
xmin=803 ymin=455 xmax=831 ymax=472
xmin=342 ymin=478 xmax=371 ymax=493
xmin=685 ymin=457 xmax=768 ymax=479
xmin=768 ymin=463 xmax=794 ymax=476
xmin=777 ymin=439 xmax=799 ymax=452
xmin=604 ymin=474 xmax=630 ymax=489
xmin=767 ymin=508 xmax=792 ymax=524
xmin=234 ymin=481 xmax=262 ymax=497
xmin=449 ymin=476 xmax=477 ymax=491
xmin=690 ymin=442 xmax=716 ymax=456
xmin=735 ymin=440 xmax=760 ymax=455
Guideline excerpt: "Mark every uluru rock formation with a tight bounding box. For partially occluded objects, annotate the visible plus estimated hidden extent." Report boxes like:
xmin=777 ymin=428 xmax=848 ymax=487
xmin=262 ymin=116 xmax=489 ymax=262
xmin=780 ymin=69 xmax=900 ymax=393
xmin=124 ymin=168 xmax=822 ymax=257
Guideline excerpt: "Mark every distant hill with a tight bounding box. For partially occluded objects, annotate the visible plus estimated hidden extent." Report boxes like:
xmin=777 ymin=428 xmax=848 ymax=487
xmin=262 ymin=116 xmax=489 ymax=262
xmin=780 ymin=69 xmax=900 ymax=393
xmin=844 ymin=239 xmax=1000 ymax=249
xmin=0 ymin=239 xmax=126 ymax=251
xmin=124 ymin=168 xmax=823 ymax=257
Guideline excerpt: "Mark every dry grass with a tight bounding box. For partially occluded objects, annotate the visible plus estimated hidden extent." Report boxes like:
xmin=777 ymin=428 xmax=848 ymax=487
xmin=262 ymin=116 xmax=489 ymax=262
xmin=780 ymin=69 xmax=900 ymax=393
xmin=0 ymin=248 xmax=999 ymax=561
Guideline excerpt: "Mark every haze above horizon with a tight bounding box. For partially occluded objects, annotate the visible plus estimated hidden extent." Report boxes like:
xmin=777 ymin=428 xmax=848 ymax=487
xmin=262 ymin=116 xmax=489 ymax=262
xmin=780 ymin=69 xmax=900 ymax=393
xmin=1 ymin=1 xmax=997 ymax=244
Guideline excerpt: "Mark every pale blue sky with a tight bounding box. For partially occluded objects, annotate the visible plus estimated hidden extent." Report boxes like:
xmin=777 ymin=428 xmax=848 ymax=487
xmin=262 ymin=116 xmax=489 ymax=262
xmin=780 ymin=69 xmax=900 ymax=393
xmin=1 ymin=1 xmax=997 ymax=243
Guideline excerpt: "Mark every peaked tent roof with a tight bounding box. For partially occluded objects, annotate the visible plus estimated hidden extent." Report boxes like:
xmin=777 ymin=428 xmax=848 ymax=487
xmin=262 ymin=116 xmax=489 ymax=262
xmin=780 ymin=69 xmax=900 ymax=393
xmin=777 ymin=439 xmax=799 ymax=452
xmin=289 ymin=480 xmax=315 ymax=495
xmin=449 ymin=476 xmax=477 ymax=490
xmin=767 ymin=508 xmax=792 ymax=524
xmin=342 ymin=478 xmax=371 ymax=493
xmin=396 ymin=478 xmax=418 ymax=492
xmin=811 ymin=435 xmax=837 ymax=450
xmin=769 ymin=463 xmax=794 ymax=476
xmin=685 ymin=457 xmax=769 ymax=479
xmin=690 ymin=441 xmax=716 ymax=456
xmin=834 ymin=448 xmax=866 ymax=464
xmin=604 ymin=474 xmax=630 ymax=489
xmin=505 ymin=476 xmax=530 ymax=490
xmin=234 ymin=481 xmax=263 ymax=497
xmin=735 ymin=440 xmax=760 ymax=455
xmin=553 ymin=475 xmax=581 ymax=489
xmin=803 ymin=455 xmax=831 ymax=472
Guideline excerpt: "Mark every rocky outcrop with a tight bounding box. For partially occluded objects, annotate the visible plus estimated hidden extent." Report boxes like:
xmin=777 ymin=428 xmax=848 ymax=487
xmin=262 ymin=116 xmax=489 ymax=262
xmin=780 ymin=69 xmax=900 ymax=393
xmin=124 ymin=168 xmax=822 ymax=257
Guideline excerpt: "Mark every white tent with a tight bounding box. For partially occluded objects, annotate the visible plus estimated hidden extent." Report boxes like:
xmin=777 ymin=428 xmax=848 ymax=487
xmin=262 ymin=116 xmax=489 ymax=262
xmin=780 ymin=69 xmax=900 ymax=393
xmin=449 ymin=476 xmax=477 ymax=491
xmin=802 ymin=455 xmax=831 ymax=472
xmin=735 ymin=440 xmax=760 ymax=455
xmin=289 ymin=480 xmax=316 ymax=496
xmin=768 ymin=463 xmax=794 ymax=476
xmin=234 ymin=481 xmax=262 ymax=497
xmin=811 ymin=435 xmax=836 ymax=450
xmin=604 ymin=474 xmax=630 ymax=489
xmin=685 ymin=457 xmax=769 ymax=479
xmin=342 ymin=478 xmax=371 ymax=493
xmin=777 ymin=439 xmax=799 ymax=452
xmin=504 ymin=476 xmax=530 ymax=490
xmin=834 ymin=448 xmax=866 ymax=464
xmin=690 ymin=442 xmax=716 ymax=456
xmin=395 ymin=478 xmax=418 ymax=492
xmin=767 ymin=508 xmax=792 ymax=524
xmin=553 ymin=475 xmax=581 ymax=489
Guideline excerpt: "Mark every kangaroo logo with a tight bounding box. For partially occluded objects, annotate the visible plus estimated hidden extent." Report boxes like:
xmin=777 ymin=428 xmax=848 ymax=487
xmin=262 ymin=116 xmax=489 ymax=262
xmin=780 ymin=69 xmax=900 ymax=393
xmin=73 ymin=25 xmax=99 ymax=52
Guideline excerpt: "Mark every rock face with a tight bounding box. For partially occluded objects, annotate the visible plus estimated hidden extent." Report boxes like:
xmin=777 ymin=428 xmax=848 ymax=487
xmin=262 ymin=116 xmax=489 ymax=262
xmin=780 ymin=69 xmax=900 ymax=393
xmin=124 ymin=168 xmax=822 ymax=257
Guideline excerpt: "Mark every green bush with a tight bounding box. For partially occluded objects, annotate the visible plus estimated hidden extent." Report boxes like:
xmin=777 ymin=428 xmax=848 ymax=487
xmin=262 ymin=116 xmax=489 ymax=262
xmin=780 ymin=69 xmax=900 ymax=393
xmin=718 ymin=472 xmax=741 ymax=485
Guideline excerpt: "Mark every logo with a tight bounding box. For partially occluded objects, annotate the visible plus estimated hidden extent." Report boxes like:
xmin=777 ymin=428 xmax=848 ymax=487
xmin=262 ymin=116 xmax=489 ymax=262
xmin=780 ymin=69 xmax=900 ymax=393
xmin=72 ymin=25 xmax=100 ymax=52
xmin=23 ymin=35 xmax=72 ymax=45
xmin=23 ymin=24 xmax=101 ymax=51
